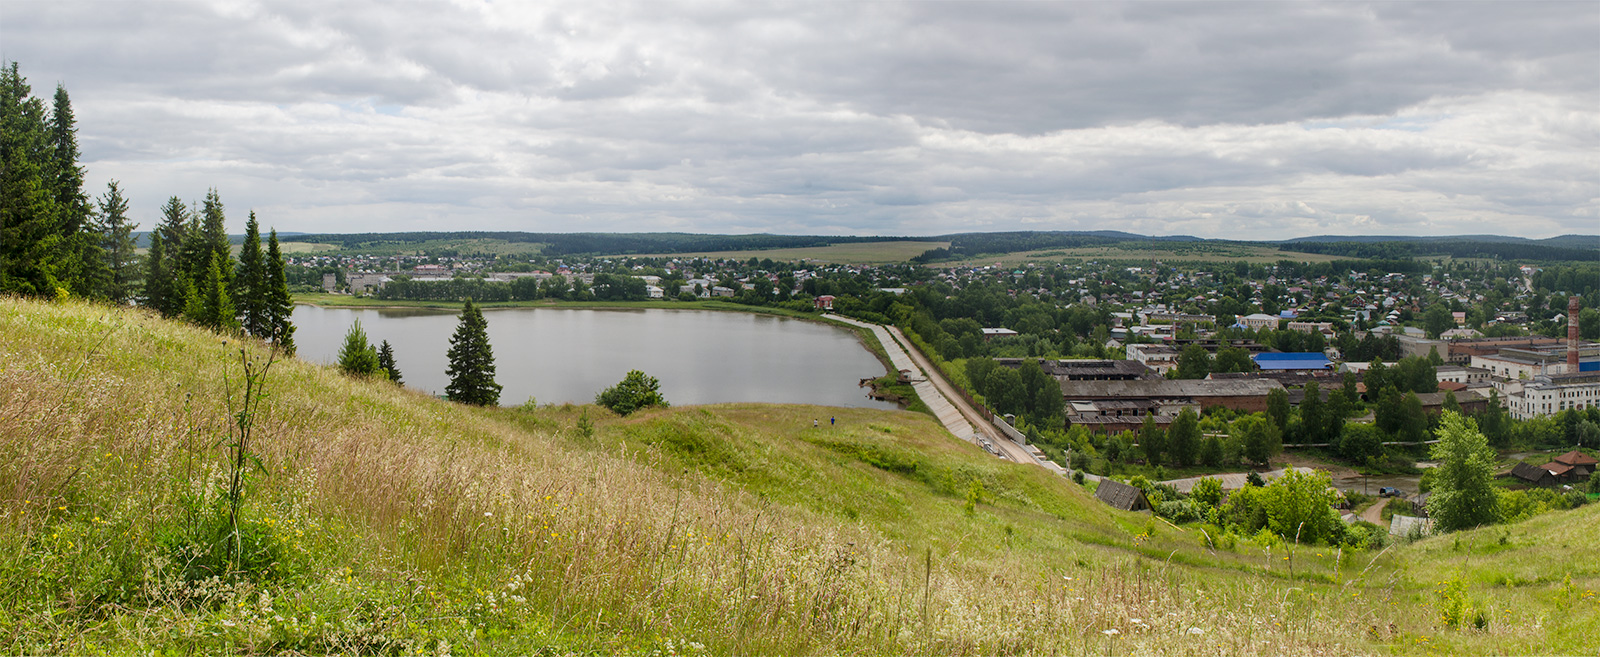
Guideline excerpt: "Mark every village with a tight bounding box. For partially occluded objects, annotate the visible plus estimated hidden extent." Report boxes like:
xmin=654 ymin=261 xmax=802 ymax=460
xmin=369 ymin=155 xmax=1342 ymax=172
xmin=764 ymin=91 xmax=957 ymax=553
xmin=292 ymin=245 xmax=1600 ymax=543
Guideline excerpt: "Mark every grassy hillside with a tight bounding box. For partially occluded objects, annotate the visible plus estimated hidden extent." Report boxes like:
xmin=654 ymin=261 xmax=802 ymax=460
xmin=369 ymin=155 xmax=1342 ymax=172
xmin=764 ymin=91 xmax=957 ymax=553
xmin=1 ymin=297 xmax=1596 ymax=655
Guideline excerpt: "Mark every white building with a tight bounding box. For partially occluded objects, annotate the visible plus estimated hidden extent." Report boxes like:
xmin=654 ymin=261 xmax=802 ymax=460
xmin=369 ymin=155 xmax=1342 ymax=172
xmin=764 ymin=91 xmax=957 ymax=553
xmin=1501 ymin=373 xmax=1600 ymax=419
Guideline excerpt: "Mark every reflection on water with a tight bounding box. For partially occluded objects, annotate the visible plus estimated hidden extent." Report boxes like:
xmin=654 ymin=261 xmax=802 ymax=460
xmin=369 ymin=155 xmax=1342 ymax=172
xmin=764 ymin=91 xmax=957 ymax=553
xmin=291 ymin=305 xmax=897 ymax=410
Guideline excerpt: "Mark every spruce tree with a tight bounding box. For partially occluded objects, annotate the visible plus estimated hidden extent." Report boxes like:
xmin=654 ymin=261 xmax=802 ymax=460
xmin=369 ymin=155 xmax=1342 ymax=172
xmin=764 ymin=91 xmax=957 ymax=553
xmin=199 ymin=189 xmax=232 ymax=288
xmin=0 ymin=63 xmax=65 ymax=297
xmin=446 ymin=299 xmax=501 ymax=406
xmin=145 ymin=196 xmax=190 ymax=316
xmin=377 ymin=340 xmax=402 ymax=385
xmin=49 ymin=84 xmax=101 ymax=299
xmin=189 ymin=252 xmax=238 ymax=332
xmin=338 ymin=319 xmax=380 ymax=376
xmin=235 ymin=212 xmax=267 ymax=338
xmin=94 ymin=181 xmax=139 ymax=303
xmin=264 ymin=229 xmax=296 ymax=355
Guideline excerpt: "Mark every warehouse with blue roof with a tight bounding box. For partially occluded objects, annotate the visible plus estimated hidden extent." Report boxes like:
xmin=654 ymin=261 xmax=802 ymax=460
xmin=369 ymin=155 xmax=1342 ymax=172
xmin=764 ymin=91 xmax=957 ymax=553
xmin=1252 ymin=352 xmax=1332 ymax=371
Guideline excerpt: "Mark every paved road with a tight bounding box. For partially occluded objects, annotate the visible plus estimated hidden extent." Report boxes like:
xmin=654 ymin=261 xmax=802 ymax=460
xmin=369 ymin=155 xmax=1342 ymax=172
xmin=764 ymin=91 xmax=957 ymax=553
xmin=880 ymin=325 xmax=1043 ymax=465
xmin=823 ymin=315 xmax=993 ymax=453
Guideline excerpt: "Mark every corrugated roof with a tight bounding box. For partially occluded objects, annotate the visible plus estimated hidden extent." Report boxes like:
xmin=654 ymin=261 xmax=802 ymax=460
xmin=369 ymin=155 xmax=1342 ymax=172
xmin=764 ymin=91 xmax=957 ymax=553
xmin=1094 ymin=480 xmax=1150 ymax=512
xmin=1555 ymin=450 xmax=1599 ymax=466
xmin=1058 ymin=378 xmax=1283 ymax=398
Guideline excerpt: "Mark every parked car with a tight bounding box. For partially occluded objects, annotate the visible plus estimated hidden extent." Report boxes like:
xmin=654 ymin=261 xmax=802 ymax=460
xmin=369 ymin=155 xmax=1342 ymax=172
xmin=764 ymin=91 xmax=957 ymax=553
xmin=1379 ymin=487 xmax=1403 ymax=497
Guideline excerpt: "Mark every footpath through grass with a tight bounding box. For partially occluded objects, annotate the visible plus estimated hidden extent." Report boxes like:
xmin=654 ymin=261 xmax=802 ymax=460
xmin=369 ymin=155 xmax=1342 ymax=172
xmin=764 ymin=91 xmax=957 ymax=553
xmin=1 ymin=297 xmax=1596 ymax=655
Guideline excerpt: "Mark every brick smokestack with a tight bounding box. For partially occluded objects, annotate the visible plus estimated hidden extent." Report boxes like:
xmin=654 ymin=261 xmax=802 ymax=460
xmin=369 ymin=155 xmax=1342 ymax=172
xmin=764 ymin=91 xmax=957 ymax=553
xmin=1571 ymin=296 xmax=1582 ymax=370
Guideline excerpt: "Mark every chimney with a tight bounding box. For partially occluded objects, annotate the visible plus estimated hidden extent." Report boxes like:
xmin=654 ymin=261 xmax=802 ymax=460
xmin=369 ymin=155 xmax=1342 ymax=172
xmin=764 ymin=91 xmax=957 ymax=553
xmin=1570 ymin=296 xmax=1581 ymax=370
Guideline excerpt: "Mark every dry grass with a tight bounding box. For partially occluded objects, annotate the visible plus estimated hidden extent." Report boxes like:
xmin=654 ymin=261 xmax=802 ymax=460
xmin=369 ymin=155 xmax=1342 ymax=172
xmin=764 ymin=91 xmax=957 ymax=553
xmin=1 ymin=297 xmax=1596 ymax=655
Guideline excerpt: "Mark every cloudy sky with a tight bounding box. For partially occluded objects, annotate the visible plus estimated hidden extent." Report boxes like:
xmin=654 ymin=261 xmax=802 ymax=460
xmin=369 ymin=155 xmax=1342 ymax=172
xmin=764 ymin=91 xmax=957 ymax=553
xmin=5 ymin=1 xmax=1597 ymax=239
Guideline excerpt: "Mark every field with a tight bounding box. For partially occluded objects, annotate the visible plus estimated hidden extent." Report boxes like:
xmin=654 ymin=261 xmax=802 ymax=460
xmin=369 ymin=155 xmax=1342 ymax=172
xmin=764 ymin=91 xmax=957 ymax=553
xmin=941 ymin=243 xmax=1346 ymax=267
xmin=276 ymin=241 xmax=341 ymax=254
xmin=2 ymin=297 xmax=1598 ymax=655
xmin=613 ymin=240 xmax=950 ymax=264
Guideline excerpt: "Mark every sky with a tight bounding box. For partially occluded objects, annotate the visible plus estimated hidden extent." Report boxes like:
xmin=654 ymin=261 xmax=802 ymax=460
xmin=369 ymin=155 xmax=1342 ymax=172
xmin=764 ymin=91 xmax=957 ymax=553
xmin=4 ymin=1 xmax=1598 ymax=240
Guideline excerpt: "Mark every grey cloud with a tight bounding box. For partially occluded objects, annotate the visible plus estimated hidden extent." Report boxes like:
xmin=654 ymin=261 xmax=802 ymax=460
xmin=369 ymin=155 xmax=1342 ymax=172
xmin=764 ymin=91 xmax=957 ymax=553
xmin=5 ymin=0 xmax=1596 ymax=239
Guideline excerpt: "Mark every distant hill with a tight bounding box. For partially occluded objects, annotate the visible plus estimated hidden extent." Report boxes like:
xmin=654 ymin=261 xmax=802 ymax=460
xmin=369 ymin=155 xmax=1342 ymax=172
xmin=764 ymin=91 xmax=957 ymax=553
xmin=131 ymin=231 xmax=313 ymax=248
xmin=1275 ymin=234 xmax=1598 ymax=262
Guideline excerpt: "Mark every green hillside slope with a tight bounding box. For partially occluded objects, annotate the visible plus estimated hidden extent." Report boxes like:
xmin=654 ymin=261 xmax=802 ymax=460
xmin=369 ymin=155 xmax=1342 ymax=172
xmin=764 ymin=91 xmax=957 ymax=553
xmin=1 ymin=298 xmax=1595 ymax=655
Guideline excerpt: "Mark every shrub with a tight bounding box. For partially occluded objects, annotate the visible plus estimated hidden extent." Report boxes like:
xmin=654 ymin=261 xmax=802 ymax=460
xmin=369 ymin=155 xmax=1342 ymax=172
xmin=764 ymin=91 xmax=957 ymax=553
xmin=596 ymin=370 xmax=670 ymax=416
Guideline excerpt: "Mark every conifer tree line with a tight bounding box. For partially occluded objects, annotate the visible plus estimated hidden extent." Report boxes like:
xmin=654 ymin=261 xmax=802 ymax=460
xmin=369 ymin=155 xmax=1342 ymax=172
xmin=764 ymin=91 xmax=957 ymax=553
xmin=1 ymin=63 xmax=295 ymax=353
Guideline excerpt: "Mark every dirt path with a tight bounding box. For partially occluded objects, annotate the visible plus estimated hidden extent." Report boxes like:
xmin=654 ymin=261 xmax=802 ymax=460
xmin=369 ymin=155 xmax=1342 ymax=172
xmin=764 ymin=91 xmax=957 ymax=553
xmin=1359 ymin=499 xmax=1389 ymax=528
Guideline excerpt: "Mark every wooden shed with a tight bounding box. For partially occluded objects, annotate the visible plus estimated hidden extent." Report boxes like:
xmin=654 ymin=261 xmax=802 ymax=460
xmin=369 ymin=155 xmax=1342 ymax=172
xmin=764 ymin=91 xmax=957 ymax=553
xmin=1095 ymin=480 xmax=1151 ymax=512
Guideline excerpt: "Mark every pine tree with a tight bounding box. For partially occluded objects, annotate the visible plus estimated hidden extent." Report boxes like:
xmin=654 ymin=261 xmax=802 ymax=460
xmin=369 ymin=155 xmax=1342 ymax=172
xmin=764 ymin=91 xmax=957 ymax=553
xmin=94 ymin=181 xmax=139 ymax=303
xmin=446 ymin=299 xmax=501 ymax=406
xmin=338 ymin=319 xmax=380 ymax=376
xmin=264 ymin=229 xmax=296 ymax=355
xmin=377 ymin=340 xmax=402 ymax=385
xmin=235 ymin=212 xmax=267 ymax=337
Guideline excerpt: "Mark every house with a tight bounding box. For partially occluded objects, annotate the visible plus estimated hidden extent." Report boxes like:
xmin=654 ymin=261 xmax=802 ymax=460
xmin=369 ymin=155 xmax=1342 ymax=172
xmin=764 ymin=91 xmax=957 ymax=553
xmin=1094 ymin=479 xmax=1150 ymax=512
xmin=813 ymin=294 xmax=836 ymax=310
xmin=1508 ymin=462 xmax=1557 ymax=487
xmin=1550 ymin=450 xmax=1597 ymax=479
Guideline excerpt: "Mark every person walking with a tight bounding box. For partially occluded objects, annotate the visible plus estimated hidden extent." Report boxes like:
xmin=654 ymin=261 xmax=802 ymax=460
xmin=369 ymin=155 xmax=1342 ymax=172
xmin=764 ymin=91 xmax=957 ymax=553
xmin=813 ymin=419 xmax=818 ymax=428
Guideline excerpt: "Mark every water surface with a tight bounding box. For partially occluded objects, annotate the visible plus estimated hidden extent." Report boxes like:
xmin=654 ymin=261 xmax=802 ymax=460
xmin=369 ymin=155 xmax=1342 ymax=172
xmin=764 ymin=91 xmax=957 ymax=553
xmin=291 ymin=305 xmax=895 ymax=409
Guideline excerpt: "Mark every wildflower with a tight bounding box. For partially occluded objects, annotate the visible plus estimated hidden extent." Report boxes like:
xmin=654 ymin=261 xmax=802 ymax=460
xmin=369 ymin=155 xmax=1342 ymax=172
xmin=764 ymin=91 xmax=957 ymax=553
xmin=1187 ymin=627 xmax=1205 ymax=635
xmin=1102 ymin=628 xmax=1120 ymax=636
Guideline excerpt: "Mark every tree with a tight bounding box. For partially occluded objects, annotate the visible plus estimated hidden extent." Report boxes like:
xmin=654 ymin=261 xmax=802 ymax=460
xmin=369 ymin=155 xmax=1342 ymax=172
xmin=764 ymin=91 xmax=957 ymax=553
xmin=338 ymin=319 xmax=381 ymax=376
xmin=1336 ymin=423 xmax=1383 ymax=462
xmin=264 ymin=230 xmax=296 ymax=354
xmin=144 ymin=196 xmax=190 ymax=316
xmin=235 ymin=212 xmax=269 ymax=338
xmin=1266 ymin=388 xmax=1290 ymax=435
xmin=1299 ymin=382 xmax=1325 ymax=444
xmin=1263 ymin=467 xmax=1338 ymax=544
xmin=197 ymin=189 xmax=232 ymax=289
xmin=1425 ymin=412 xmax=1501 ymax=531
xmin=1236 ymin=414 xmax=1281 ymax=467
xmin=1168 ymin=407 xmax=1200 ymax=467
xmin=186 ymin=252 xmax=238 ymax=332
xmin=377 ymin=340 xmax=402 ymax=385
xmin=1214 ymin=346 xmax=1254 ymax=374
xmin=1423 ymin=304 xmax=1453 ymax=339
xmin=0 ymin=63 xmax=68 ymax=297
xmin=596 ymin=370 xmax=669 ymax=416
xmin=93 ymin=181 xmax=139 ymax=303
xmin=1199 ymin=432 xmax=1223 ymax=467
xmin=1140 ymin=413 xmax=1166 ymax=466
xmin=446 ymin=299 xmax=501 ymax=406
xmin=1192 ymin=477 xmax=1224 ymax=509
xmin=1176 ymin=345 xmax=1212 ymax=379
xmin=1477 ymin=389 xmax=1509 ymax=447
xmin=49 ymin=83 xmax=101 ymax=299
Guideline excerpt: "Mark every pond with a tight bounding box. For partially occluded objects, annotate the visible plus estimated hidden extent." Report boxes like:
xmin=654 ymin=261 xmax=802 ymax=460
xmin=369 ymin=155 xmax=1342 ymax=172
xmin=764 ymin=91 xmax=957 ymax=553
xmin=290 ymin=305 xmax=897 ymax=410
